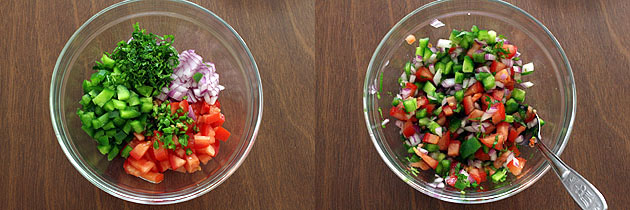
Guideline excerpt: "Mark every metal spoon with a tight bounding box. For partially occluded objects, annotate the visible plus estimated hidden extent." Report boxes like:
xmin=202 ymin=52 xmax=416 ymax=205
xmin=532 ymin=113 xmax=607 ymax=210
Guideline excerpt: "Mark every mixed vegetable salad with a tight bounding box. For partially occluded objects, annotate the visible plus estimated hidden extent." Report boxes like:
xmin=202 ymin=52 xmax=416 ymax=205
xmin=388 ymin=26 xmax=544 ymax=191
xmin=76 ymin=23 xmax=231 ymax=183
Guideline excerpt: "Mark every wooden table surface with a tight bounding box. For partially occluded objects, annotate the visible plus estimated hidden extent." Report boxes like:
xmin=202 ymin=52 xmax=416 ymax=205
xmin=1 ymin=0 xmax=628 ymax=209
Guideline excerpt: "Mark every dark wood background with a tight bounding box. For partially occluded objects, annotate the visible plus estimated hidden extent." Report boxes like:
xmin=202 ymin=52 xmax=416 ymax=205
xmin=1 ymin=0 xmax=628 ymax=209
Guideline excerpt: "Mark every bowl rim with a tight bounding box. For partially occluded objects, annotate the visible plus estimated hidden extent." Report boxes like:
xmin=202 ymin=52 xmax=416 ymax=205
xmin=49 ymin=0 xmax=263 ymax=204
xmin=362 ymin=0 xmax=575 ymax=204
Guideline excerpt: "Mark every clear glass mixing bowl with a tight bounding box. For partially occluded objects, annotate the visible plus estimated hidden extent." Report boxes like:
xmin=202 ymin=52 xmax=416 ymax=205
xmin=363 ymin=0 xmax=575 ymax=204
xmin=49 ymin=0 xmax=262 ymax=204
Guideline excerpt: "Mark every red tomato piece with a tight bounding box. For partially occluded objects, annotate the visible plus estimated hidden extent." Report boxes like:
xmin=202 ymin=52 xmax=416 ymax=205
xmin=442 ymin=105 xmax=453 ymax=117
xmin=198 ymin=154 xmax=212 ymax=165
xmin=139 ymin=171 xmax=164 ymax=184
xmin=151 ymin=140 xmax=169 ymax=161
xmin=466 ymin=42 xmax=482 ymax=58
xmin=194 ymin=134 xmax=215 ymax=149
xmin=210 ymin=113 xmax=226 ymax=127
xmin=464 ymin=82 xmax=483 ymax=97
xmin=475 ymin=149 xmax=491 ymax=161
xmin=157 ymin=160 xmax=170 ymax=172
xmin=509 ymin=145 xmax=521 ymax=157
xmin=123 ymin=160 xmax=143 ymax=177
xmin=179 ymin=100 xmax=189 ymax=112
xmin=133 ymin=132 xmax=145 ymax=141
xmin=495 ymin=68 xmax=512 ymax=84
xmin=389 ymin=106 xmax=409 ymax=121
xmin=199 ymin=124 xmax=216 ymax=137
xmin=492 ymin=89 xmax=504 ymax=101
xmin=494 ymin=151 xmax=512 ymax=169
xmin=501 ymin=44 xmax=518 ymax=59
xmin=214 ymin=126 xmax=231 ymax=141
xmin=422 ymin=133 xmax=440 ymax=144
xmin=127 ymin=157 xmax=155 ymax=175
xmin=417 ymin=150 xmax=438 ymax=169
xmin=437 ymin=131 xmax=451 ymax=151
xmin=468 ymin=109 xmax=484 ymax=121
xmin=507 ymin=157 xmax=526 ymax=176
xmin=447 ymin=140 xmax=461 ymax=157
xmin=463 ymin=96 xmax=474 ymax=115
xmin=492 ymin=103 xmax=506 ymax=125
xmin=409 ymin=160 xmax=431 ymax=171
xmin=405 ymin=83 xmax=418 ymax=96
xmin=490 ymin=60 xmax=507 ymax=73
xmin=129 ymin=141 xmax=152 ymax=160
xmin=508 ymin=125 xmax=526 ymax=142
xmin=423 ymin=104 xmax=436 ymax=115
xmin=415 ymin=67 xmax=434 ymax=82
xmin=468 ymin=167 xmax=487 ymax=183
xmin=169 ymin=154 xmax=186 ymax=170
xmin=169 ymin=102 xmax=180 ymax=115
xmin=402 ymin=121 xmax=415 ymax=137
xmin=174 ymin=148 xmax=186 ymax=158
xmin=480 ymin=133 xmax=499 ymax=148
xmin=184 ymin=153 xmax=201 ymax=173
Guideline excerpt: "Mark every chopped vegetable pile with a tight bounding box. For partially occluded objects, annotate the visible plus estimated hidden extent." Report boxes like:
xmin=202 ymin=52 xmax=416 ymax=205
xmin=390 ymin=26 xmax=544 ymax=191
xmin=77 ymin=23 xmax=231 ymax=184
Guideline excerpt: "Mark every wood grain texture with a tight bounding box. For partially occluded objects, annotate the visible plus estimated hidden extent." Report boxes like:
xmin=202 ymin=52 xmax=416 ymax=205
xmin=0 ymin=0 xmax=314 ymax=209
xmin=315 ymin=0 xmax=630 ymax=209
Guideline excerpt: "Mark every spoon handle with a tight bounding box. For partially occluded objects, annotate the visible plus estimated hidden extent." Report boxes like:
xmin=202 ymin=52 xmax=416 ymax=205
xmin=536 ymin=141 xmax=607 ymax=210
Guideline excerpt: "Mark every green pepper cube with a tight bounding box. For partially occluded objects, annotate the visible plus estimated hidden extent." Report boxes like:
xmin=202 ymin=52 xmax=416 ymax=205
xmin=482 ymin=75 xmax=496 ymax=90
xmin=97 ymin=144 xmax=112 ymax=155
xmin=459 ymin=137 xmax=481 ymax=159
xmin=511 ymin=88 xmax=526 ymax=103
xmin=443 ymin=61 xmax=454 ymax=75
xmin=425 ymin=144 xmax=439 ymax=152
xmin=120 ymin=108 xmax=140 ymax=119
xmin=129 ymin=120 xmax=144 ymax=133
xmin=505 ymin=98 xmax=519 ymax=114
xmin=462 ymin=56 xmax=474 ymax=73
xmin=107 ymin=146 xmax=120 ymax=161
xmin=415 ymin=108 xmax=427 ymax=119
xmin=454 ymin=72 xmax=465 ymax=84
xmin=116 ymin=85 xmax=130 ymax=101
xmin=92 ymin=88 xmax=115 ymax=107
xmin=423 ymin=82 xmax=436 ymax=95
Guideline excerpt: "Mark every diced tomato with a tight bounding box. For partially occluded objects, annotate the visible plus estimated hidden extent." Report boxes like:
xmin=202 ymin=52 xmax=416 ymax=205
xmin=436 ymin=115 xmax=446 ymax=126
xmin=468 ymin=167 xmax=487 ymax=183
xmin=389 ymin=106 xmax=409 ymax=121
xmin=446 ymin=96 xmax=457 ymax=108
xmin=442 ymin=106 xmax=453 ymax=117
xmin=127 ymin=157 xmax=155 ymax=174
xmin=492 ymin=89 xmax=504 ymax=101
xmin=151 ymin=140 xmax=169 ymax=161
xmin=501 ymin=44 xmax=518 ymax=59
xmin=447 ymin=140 xmax=461 ymax=157
xmin=196 ymin=144 xmax=217 ymax=157
xmin=417 ymin=151 xmax=438 ymax=169
xmin=509 ymin=145 xmax=521 ymax=157
xmin=171 ymin=148 xmax=185 ymax=158
xmin=200 ymin=102 xmax=211 ymax=114
xmin=465 ymin=82 xmax=483 ymax=97
xmin=485 ymin=165 xmax=496 ymax=176
xmin=507 ymin=157 xmax=526 ymax=176
xmin=169 ymin=154 xmax=186 ymax=170
xmin=484 ymin=124 xmax=496 ymax=134
xmin=139 ymin=171 xmax=164 ymax=184
xmin=437 ymin=131 xmax=451 ymax=151
xmin=423 ymin=104 xmax=436 ymax=115
xmin=174 ymin=166 xmax=186 ymax=173
xmin=463 ymin=96 xmax=474 ymax=115
xmin=157 ymin=160 xmax=170 ymax=172
xmin=416 ymin=96 xmax=429 ymax=108
xmin=210 ymin=143 xmax=220 ymax=157
xmin=508 ymin=125 xmax=526 ymax=142
xmin=422 ymin=133 xmax=440 ymax=144
xmin=403 ymin=121 xmax=415 ymax=137
xmin=494 ymin=151 xmax=512 ymax=169
xmin=405 ymin=83 xmax=418 ymax=96
xmin=194 ymin=134 xmax=215 ymax=148
xmin=466 ymin=42 xmax=482 ymax=58
xmin=129 ymin=141 xmax=151 ymax=160
xmin=198 ymin=154 xmax=212 ymax=165
xmin=178 ymin=100 xmax=189 ymax=112
xmin=468 ymin=109 xmax=484 ymax=121
xmin=123 ymin=160 xmax=143 ymax=177
xmin=495 ymin=68 xmax=512 ymax=84
xmin=415 ymin=67 xmax=434 ymax=82
xmin=169 ymin=102 xmax=180 ymax=115
xmin=211 ymin=113 xmax=226 ymax=127
xmin=446 ymin=174 xmax=458 ymax=187
xmin=184 ymin=153 xmax=201 ymax=173
xmin=490 ymin=60 xmax=507 ymax=73
xmin=200 ymin=108 xmax=222 ymax=125
xmin=495 ymin=122 xmax=509 ymax=150
xmin=133 ymin=132 xmax=145 ymax=141
xmin=474 ymin=149 xmax=490 ymax=161
xmin=409 ymin=160 xmax=431 ymax=171
xmin=480 ymin=133 xmax=500 ymax=148
xmin=525 ymin=106 xmax=535 ymax=123
xmin=492 ymin=103 xmax=506 ymax=125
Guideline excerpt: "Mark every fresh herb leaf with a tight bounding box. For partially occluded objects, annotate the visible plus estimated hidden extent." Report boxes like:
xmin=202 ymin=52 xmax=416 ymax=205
xmin=193 ymin=72 xmax=203 ymax=83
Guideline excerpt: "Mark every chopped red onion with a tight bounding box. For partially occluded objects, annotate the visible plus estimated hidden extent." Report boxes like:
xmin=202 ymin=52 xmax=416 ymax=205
xmin=512 ymin=66 xmax=522 ymax=73
xmin=474 ymin=39 xmax=487 ymax=46
xmin=187 ymin=105 xmax=197 ymax=121
xmin=501 ymin=58 xmax=513 ymax=67
xmin=475 ymin=66 xmax=490 ymax=73
xmin=520 ymin=81 xmax=534 ymax=88
xmin=495 ymin=81 xmax=504 ymax=88
xmin=401 ymin=88 xmax=413 ymax=98
xmin=515 ymin=59 xmax=523 ymax=66
xmin=484 ymin=53 xmax=496 ymax=61
xmin=433 ymin=69 xmax=442 ymax=86
xmin=395 ymin=120 xmax=404 ymax=129
xmin=454 ymin=84 xmax=463 ymax=91
xmin=436 ymin=39 xmax=452 ymax=49
xmin=515 ymin=135 xmax=524 ymax=143
xmin=162 ymin=50 xmax=223 ymax=105
xmin=430 ymin=19 xmax=445 ymax=28
xmin=489 ymin=149 xmax=497 ymax=161
xmin=409 ymin=133 xmax=422 ymax=146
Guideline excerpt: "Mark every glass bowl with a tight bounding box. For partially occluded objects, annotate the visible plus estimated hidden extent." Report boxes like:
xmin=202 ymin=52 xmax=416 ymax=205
xmin=363 ymin=0 xmax=575 ymax=204
xmin=49 ymin=0 xmax=262 ymax=204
